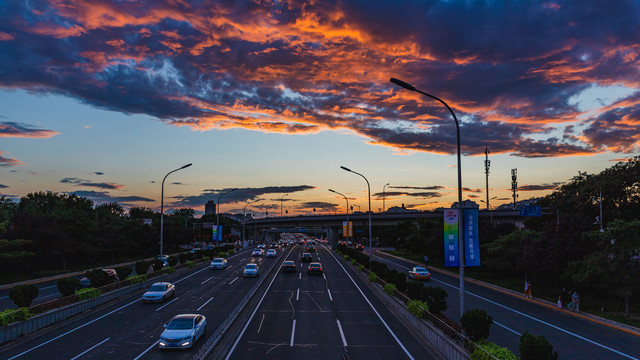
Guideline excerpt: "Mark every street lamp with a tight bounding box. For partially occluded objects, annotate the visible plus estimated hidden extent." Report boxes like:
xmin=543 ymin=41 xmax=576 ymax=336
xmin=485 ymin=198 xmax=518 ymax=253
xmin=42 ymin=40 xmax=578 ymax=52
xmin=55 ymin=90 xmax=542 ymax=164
xmin=243 ymin=199 xmax=261 ymax=245
xmin=216 ymin=188 xmax=238 ymax=228
xmin=329 ymin=189 xmax=349 ymax=245
xmin=281 ymin=194 xmax=289 ymax=217
xmin=383 ymin=183 xmax=390 ymax=213
xmin=340 ymin=166 xmax=373 ymax=263
xmin=586 ymin=175 xmax=604 ymax=232
xmin=480 ymin=197 xmax=497 ymax=224
xmin=390 ymin=77 xmax=466 ymax=318
xmin=160 ymin=163 xmax=192 ymax=256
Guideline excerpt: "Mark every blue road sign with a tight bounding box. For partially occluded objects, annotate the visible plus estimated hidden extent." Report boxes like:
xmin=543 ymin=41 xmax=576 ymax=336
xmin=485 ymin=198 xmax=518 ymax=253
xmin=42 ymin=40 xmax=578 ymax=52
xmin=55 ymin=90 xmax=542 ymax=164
xmin=520 ymin=205 xmax=541 ymax=217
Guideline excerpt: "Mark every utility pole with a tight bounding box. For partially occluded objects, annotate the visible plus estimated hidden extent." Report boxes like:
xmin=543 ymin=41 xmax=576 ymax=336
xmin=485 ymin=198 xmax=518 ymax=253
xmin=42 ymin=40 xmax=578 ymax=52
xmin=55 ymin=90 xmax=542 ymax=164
xmin=511 ymin=168 xmax=518 ymax=209
xmin=484 ymin=146 xmax=490 ymax=210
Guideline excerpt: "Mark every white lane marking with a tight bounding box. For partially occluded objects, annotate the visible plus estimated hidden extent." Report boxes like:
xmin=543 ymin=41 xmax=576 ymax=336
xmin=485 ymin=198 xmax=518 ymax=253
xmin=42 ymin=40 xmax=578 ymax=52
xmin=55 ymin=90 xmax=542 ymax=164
xmin=322 ymin=273 xmax=326 ymax=280
xmin=70 ymin=337 xmax=110 ymax=360
xmin=133 ymin=340 xmax=159 ymax=360
xmin=41 ymin=285 xmax=58 ymax=290
xmin=374 ymin=253 xmax=640 ymax=360
xmin=224 ymin=265 xmax=233 ymax=270
xmin=197 ymin=297 xmax=214 ymax=311
xmin=327 ymin=249 xmax=415 ymax=360
xmin=173 ymin=266 xmax=209 ymax=284
xmin=229 ymin=277 xmax=238 ymax=285
xmin=201 ymin=276 xmax=214 ymax=284
xmin=257 ymin=313 xmax=266 ymax=334
xmin=336 ymin=320 xmax=348 ymax=347
xmin=8 ymin=298 xmax=140 ymax=360
xmin=290 ymin=319 xmax=296 ymax=347
xmin=327 ymin=288 xmax=333 ymax=301
xmin=155 ymin=297 xmax=179 ymax=311
xmin=296 ymin=288 xmax=300 ymax=301
xmin=494 ymin=321 xmax=522 ymax=336
xmin=298 ymin=273 xmax=301 ymax=280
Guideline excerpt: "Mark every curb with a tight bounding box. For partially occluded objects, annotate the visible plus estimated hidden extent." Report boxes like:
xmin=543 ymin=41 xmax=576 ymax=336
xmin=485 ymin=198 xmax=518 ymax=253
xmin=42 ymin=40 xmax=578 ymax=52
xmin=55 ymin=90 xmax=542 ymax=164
xmin=377 ymin=250 xmax=640 ymax=338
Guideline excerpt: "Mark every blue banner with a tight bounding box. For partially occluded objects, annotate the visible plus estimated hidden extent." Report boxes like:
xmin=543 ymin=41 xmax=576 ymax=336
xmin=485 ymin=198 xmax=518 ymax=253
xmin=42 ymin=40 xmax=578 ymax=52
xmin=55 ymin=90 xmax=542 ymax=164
xmin=212 ymin=225 xmax=223 ymax=241
xmin=443 ymin=209 xmax=460 ymax=267
xmin=464 ymin=208 xmax=481 ymax=266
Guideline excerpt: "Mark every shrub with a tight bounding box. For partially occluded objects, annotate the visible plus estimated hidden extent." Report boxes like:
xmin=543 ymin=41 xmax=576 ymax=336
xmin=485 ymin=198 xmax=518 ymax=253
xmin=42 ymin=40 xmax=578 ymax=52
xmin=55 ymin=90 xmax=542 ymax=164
xmin=461 ymin=308 xmax=493 ymax=341
xmin=151 ymin=259 xmax=165 ymax=271
xmin=178 ymin=253 xmax=188 ymax=264
xmin=358 ymin=264 xmax=365 ymax=271
xmin=186 ymin=260 xmax=195 ymax=268
xmin=115 ymin=266 xmax=133 ymax=281
xmin=470 ymin=340 xmax=518 ymax=360
xmin=228 ymin=249 xmax=234 ymax=255
xmin=351 ymin=259 xmax=356 ymax=266
xmin=383 ymin=283 xmax=397 ymax=296
xmin=408 ymin=300 xmax=428 ymax=318
xmin=203 ymin=256 xmax=210 ymax=262
xmin=421 ymin=286 xmax=448 ymax=315
xmin=167 ymin=256 xmax=179 ymax=266
xmin=192 ymin=250 xmax=203 ymax=259
xmin=520 ymin=332 xmax=558 ymax=360
xmin=344 ymin=254 xmax=350 ymax=261
xmin=218 ymin=252 xmax=227 ymax=258
xmin=204 ymin=249 xmax=216 ymax=258
xmin=135 ymin=260 xmax=150 ymax=275
xmin=126 ymin=274 xmax=146 ymax=284
xmin=85 ymin=269 xmax=111 ymax=288
xmin=9 ymin=284 xmax=39 ymax=308
xmin=163 ymin=266 xmax=176 ymax=274
xmin=406 ymin=281 xmax=423 ymax=300
xmin=0 ymin=308 xmax=31 ymax=326
xmin=368 ymin=271 xmax=377 ymax=282
xmin=76 ymin=288 xmax=101 ymax=301
xmin=57 ymin=277 xmax=80 ymax=297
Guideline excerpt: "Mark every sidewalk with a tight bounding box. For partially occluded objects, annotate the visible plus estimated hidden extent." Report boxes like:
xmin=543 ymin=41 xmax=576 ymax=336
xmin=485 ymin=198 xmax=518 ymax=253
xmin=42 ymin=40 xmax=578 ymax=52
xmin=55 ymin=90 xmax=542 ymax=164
xmin=378 ymin=250 xmax=640 ymax=338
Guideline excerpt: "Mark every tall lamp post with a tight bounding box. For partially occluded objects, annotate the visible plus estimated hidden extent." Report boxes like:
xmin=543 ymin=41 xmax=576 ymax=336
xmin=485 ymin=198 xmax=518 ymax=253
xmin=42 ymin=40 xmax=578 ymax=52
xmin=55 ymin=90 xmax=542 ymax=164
xmin=216 ymin=188 xmax=238 ymax=229
xmin=160 ymin=163 xmax=192 ymax=256
xmin=340 ymin=166 xmax=373 ymax=262
xmin=383 ymin=183 xmax=390 ymax=213
xmin=329 ymin=189 xmax=349 ymax=245
xmin=390 ymin=77 xmax=465 ymax=318
xmin=281 ymin=194 xmax=289 ymax=217
xmin=243 ymin=199 xmax=261 ymax=245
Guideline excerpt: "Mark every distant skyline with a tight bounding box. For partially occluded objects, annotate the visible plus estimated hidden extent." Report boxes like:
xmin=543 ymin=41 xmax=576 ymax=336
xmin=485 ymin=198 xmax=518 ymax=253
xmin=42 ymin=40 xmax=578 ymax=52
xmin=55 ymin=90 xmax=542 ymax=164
xmin=1 ymin=0 xmax=638 ymax=216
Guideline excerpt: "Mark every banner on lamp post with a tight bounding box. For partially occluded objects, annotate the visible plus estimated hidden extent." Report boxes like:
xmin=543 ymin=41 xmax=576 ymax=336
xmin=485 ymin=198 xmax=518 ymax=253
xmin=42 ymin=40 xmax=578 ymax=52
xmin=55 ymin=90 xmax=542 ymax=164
xmin=342 ymin=221 xmax=353 ymax=237
xmin=464 ymin=208 xmax=481 ymax=266
xmin=443 ymin=209 xmax=460 ymax=267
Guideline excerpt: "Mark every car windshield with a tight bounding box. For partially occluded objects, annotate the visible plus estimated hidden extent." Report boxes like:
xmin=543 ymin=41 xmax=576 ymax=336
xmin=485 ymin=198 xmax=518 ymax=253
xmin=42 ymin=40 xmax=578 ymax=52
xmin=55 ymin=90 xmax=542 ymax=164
xmin=148 ymin=285 xmax=166 ymax=292
xmin=167 ymin=318 xmax=194 ymax=330
xmin=213 ymin=258 xmax=224 ymax=263
xmin=284 ymin=261 xmax=294 ymax=265
xmin=245 ymin=264 xmax=257 ymax=269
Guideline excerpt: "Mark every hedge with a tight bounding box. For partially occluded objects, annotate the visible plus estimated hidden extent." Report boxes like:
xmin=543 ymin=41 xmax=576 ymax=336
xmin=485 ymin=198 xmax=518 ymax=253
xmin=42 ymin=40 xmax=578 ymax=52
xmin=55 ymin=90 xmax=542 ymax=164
xmin=163 ymin=266 xmax=176 ymax=274
xmin=408 ymin=300 xmax=429 ymax=318
xmin=0 ymin=308 xmax=31 ymax=326
xmin=126 ymin=274 xmax=147 ymax=284
xmin=186 ymin=261 xmax=195 ymax=268
xmin=57 ymin=277 xmax=80 ymax=297
xmin=470 ymin=340 xmax=518 ymax=360
xmin=75 ymin=288 xmax=101 ymax=301
xmin=383 ymin=283 xmax=397 ymax=296
xmin=9 ymin=284 xmax=39 ymax=308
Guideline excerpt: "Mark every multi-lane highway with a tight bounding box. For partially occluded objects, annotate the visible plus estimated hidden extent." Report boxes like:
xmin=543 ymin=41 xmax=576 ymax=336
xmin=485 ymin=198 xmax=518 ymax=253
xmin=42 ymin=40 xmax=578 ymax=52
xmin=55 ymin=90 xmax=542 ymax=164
xmin=371 ymin=250 xmax=640 ymax=360
xmin=226 ymin=243 xmax=436 ymax=360
xmin=1 ymin=242 xmax=439 ymax=360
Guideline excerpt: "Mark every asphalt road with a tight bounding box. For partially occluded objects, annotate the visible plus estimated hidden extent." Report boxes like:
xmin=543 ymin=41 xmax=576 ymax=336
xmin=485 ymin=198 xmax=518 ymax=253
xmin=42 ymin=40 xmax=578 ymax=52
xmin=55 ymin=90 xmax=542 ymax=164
xmin=1 ymin=247 xmax=283 ymax=360
xmin=371 ymin=250 xmax=640 ymax=360
xmin=226 ymin=244 xmax=438 ymax=360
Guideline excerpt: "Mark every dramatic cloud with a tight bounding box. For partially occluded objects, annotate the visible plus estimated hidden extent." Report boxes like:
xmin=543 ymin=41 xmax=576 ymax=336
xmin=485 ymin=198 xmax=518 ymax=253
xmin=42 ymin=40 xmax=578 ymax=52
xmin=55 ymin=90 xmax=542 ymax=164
xmin=390 ymin=186 xmax=444 ymax=190
xmin=374 ymin=191 xmax=443 ymax=199
xmin=0 ymin=122 xmax=59 ymax=138
xmin=93 ymin=172 xmax=104 ymax=175
xmin=173 ymin=185 xmax=316 ymax=207
xmin=1 ymin=0 xmax=639 ymax=157
xmin=68 ymin=190 xmax=154 ymax=204
xmin=60 ymin=177 xmax=124 ymax=189
xmin=0 ymin=184 xmax=8 ymax=188
xmin=518 ymin=183 xmax=564 ymax=191
xmin=0 ymin=151 xmax=22 ymax=167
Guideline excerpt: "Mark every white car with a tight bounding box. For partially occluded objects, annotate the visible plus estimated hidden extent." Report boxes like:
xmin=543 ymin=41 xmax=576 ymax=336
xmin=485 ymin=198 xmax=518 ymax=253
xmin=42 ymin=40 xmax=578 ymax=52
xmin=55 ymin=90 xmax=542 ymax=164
xmin=209 ymin=258 xmax=227 ymax=270
xmin=143 ymin=282 xmax=175 ymax=303
xmin=159 ymin=314 xmax=206 ymax=349
xmin=266 ymin=249 xmax=276 ymax=257
xmin=252 ymin=248 xmax=263 ymax=257
xmin=243 ymin=263 xmax=259 ymax=277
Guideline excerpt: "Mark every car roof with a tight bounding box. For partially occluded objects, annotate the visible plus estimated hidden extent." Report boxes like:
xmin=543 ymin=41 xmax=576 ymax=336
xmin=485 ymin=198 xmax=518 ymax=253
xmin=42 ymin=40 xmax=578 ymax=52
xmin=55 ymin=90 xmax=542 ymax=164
xmin=413 ymin=266 xmax=428 ymax=271
xmin=302 ymin=252 xmax=311 ymax=255
xmin=152 ymin=282 xmax=172 ymax=286
xmin=309 ymin=262 xmax=321 ymax=266
xmin=245 ymin=263 xmax=257 ymax=267
xmin=283 ymin=260 xmax=295 ymax=264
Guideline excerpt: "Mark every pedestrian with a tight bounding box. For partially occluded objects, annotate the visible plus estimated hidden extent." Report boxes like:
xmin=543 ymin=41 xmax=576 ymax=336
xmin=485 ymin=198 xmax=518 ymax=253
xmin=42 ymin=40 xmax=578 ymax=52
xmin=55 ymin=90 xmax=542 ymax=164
xmin=557 ymin=295 xmax=562 ymax=308
xmin=524 ymin=280 xmax=532 ymax=298
xmin=423 ymin=255 xmax=429 ymax=265
xmin=569 ymin=291 xmax=580 ymax=313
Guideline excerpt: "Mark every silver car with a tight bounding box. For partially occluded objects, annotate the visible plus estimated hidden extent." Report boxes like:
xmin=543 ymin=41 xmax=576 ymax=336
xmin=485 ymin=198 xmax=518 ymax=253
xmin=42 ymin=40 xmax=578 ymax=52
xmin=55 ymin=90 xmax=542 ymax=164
xmin=142 ymin=282 xmax=175 ymax=303
xmin=209 ymin=258 xmax=227 ymax=270
xmin=243 ymin=263 xmax=259 ymax=277
xmin=159 ymin=314 xmax=206 ymax=349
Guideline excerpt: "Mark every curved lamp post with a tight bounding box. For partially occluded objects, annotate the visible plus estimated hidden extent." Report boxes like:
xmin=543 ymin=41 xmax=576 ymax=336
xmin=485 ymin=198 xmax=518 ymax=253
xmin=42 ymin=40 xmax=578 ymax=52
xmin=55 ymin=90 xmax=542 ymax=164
xmin=243 ymin=199 xmax=261 ymax=245
xmin=390 ymin=76 xmax=465 ymax=318
xmin=383 ymin=183 xmax=390 ymax=213
xmin=160 ymin=163 xmax=192 ymax=256
xmin=340 ymin=166 xmax=373 ymax=262
xmin=216 ymin=188 xmax=238 ymax=228
xmin=280 ymin=194 xmax=289 ymax=217
xmin=329 ymin=189 xmax=349 ymax=245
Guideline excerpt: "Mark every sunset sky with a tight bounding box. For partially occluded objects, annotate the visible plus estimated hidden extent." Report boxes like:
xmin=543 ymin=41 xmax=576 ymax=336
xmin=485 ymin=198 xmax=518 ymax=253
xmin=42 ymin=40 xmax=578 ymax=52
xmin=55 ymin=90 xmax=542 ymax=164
xmin=1 ymin=0 xmax=639 ymax=216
